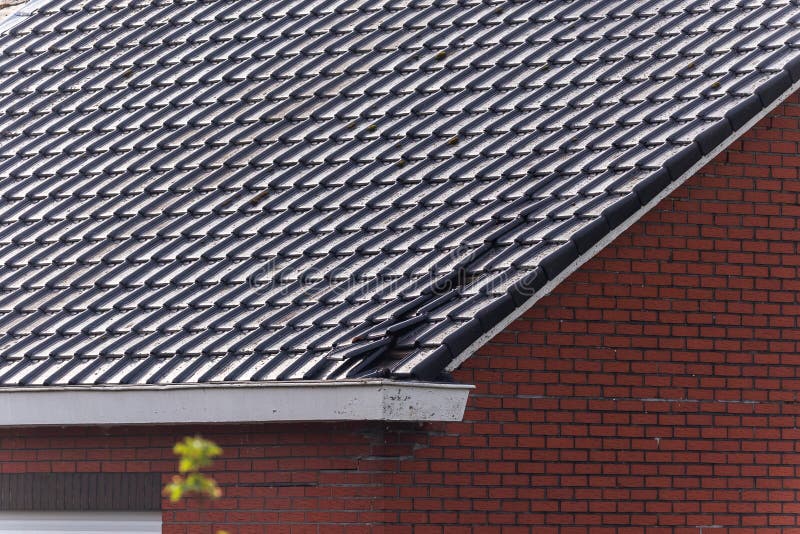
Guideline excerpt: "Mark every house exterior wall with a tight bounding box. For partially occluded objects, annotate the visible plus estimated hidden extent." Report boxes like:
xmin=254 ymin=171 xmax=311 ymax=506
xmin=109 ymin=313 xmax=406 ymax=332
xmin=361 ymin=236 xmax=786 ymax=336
xmin=2 ymin=92 xmax=800 ymax=533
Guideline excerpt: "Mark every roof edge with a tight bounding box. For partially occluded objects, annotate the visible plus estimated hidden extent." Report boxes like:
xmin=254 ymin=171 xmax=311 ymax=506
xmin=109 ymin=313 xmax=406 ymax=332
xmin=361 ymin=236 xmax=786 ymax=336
xmin=0 ymin=380 xmax=473 ymax=426
xmin=445 ymin=65 xmax=800 ymax=374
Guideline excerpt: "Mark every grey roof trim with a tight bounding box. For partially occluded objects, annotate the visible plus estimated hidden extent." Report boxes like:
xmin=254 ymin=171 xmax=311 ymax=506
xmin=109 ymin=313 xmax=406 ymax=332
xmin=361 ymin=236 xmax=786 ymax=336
xmin=401 ymin=58 xmax=800 ymax=380
xmin=446 ymin=67 xmax=800 ymax=374
xmin=0 ymin=380 xmax=473 ymax=425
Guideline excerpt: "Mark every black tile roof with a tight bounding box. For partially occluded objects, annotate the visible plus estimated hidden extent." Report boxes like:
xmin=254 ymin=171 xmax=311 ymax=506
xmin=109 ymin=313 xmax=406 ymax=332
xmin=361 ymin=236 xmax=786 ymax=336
xmin=0 ymin=0 xmax=796 ymax=386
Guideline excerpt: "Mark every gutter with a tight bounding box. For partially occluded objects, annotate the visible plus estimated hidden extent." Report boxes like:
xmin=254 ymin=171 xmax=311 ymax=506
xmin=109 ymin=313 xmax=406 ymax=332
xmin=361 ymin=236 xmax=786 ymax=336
xmin=0 ymin=380 xmax=473 ymax=426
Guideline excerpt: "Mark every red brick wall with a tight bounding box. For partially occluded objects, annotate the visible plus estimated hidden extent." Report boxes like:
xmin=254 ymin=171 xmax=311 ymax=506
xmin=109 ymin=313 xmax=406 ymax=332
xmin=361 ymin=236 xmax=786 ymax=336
xmin=3 ymin=93 xmax=800 ymax=533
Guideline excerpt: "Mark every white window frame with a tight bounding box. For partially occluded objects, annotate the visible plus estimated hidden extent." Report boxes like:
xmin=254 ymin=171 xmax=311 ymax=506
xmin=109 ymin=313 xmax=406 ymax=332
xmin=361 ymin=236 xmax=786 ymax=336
xmin=0 ymin=511 xmax=161 ymax=533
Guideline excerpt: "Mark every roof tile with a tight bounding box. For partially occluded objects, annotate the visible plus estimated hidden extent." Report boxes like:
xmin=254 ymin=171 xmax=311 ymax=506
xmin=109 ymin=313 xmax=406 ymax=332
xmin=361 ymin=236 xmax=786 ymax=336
xmin=0 ymin=0 xmax=795 ymax=385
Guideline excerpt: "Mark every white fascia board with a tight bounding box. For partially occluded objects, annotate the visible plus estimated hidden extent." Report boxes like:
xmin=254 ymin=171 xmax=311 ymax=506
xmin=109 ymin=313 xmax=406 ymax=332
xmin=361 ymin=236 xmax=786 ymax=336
xmin=0 ymin=380 xmax=473 ymax=426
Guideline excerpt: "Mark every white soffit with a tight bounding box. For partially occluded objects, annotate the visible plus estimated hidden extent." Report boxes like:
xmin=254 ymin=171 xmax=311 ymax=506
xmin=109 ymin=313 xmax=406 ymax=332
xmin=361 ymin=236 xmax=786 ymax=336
xmin=0 ymin=380 xmax=473 ymax=426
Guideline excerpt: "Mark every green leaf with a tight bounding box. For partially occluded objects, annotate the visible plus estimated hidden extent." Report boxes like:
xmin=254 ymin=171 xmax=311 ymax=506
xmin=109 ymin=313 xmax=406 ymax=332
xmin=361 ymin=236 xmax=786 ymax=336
xmin=163 ymin=436 xmax=223 ymax=501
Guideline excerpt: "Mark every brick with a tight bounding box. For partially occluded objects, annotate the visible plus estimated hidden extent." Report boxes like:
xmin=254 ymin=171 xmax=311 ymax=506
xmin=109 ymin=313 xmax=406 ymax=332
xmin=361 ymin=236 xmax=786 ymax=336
xmin=4 ymin=91 xmax=800 ymax=533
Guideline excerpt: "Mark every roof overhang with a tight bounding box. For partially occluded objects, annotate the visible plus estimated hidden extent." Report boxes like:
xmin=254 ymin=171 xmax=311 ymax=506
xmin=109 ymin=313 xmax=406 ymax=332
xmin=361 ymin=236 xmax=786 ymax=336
xmin=0 ymin=380 xmax=473 ymax=426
